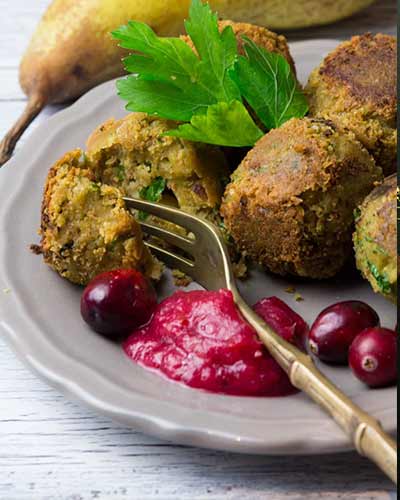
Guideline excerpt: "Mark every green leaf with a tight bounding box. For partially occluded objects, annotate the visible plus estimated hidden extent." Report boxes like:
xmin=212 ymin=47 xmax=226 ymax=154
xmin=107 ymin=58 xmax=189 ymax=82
xmin=184 ymin=0 xmax=240 ymax=102
xmin=112 ymin=6 xmax=240 ymax=121
xmin=232 ymin=37 xmax=308 ymax=129
xmin=165 ymin=101 xmax=263 ymax=147
xmin=117 ymin=77 xmax=208 ymax=122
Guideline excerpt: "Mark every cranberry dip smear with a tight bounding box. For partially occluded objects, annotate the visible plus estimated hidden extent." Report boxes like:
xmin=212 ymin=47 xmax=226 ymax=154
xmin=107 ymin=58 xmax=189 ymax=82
xmin=124 ymin=289 xmax=308 ymax=397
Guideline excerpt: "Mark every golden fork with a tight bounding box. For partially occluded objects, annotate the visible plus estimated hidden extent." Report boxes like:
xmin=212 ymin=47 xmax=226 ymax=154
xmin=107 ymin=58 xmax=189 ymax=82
xmin=124 ymin=196 xmax=397 ymax=484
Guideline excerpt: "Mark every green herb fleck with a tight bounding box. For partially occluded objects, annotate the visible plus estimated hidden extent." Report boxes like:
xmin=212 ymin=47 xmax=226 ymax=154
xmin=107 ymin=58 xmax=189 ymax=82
xmin=115 ymin=164 xmax=125 ymax=182
xmin=138 ymin=177 xmax=166 ymax=220
xmin=90 ymin=182 xmax=101 ymax=192
xmin=218 ymin=219 xmax=234 ymax=243
xmin=367 ymin=261 xmax=393 ymax=295
xmin=353 ymin=207 xmax=361 ymax=220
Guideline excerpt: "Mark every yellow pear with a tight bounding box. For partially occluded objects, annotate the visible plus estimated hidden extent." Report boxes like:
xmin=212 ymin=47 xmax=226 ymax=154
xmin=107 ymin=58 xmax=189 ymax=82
xmin=0 ymin=0 xmax=374 ymax=165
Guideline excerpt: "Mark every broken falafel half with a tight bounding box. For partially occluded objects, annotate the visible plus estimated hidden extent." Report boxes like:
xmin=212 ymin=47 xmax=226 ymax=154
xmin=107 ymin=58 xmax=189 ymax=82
xmin=85 ymin=112 xmax=229 ymax=225
xmin=39 ymin=150 xmax=162 ymax=286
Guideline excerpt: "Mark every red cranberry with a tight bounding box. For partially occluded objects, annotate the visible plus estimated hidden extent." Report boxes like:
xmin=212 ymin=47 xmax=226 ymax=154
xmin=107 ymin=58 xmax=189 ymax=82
xmin=349 ymin=328 xmax=397 ymax=388
xmin=253 ymin=296 xmax=308 ymax=351
xmin=308 ymin=301 xmax=379 ymax=364
xmin=81 ymin=269 xmax=157 ymax=340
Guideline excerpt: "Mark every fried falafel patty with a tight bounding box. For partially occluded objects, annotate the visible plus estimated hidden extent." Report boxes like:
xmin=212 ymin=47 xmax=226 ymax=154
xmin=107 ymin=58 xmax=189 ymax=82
xmin=221 ymin=118 xmax=382 ymax=279
xmin=40 ymin=150 xmax=161 ymax=286
xmin=86 ymin=113 xmax=228 ymax=224
xmin=353 ymin=174 xmax=397 ymax=303
xmin=306 ymin=34 xmax=397 ymax=176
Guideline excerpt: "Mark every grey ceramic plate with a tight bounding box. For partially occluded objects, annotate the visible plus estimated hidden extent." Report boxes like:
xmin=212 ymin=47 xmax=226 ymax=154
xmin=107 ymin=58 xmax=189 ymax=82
xmin=0 ymin=39 xmax=396 ymax=455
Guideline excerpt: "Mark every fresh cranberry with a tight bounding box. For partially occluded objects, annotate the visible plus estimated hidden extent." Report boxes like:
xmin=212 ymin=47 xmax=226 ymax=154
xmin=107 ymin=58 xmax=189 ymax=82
xmin=349 ymin=327 xmax=397 ymax=388
xmin=308 ymin=301 xmax=379 ymax=364
xmin=81 ymin=269 xmax=157 ymax=340
xmin=253 ymin=296 xmax=308 ymax=351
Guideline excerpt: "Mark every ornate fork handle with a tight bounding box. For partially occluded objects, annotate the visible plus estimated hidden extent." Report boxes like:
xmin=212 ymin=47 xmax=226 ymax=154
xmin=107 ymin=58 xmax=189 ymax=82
xmin=233 ymin=291 xmax=397 ymax=484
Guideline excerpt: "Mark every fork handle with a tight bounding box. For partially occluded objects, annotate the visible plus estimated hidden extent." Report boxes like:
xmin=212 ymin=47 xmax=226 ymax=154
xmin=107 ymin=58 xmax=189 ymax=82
xmin=234 ymin=295 xmax=397 ymax=484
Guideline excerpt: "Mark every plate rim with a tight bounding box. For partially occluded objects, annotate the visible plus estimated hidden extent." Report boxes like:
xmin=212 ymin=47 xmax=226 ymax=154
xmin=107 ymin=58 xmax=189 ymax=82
xmin=0 ymin=38 xmax=396 ymax=455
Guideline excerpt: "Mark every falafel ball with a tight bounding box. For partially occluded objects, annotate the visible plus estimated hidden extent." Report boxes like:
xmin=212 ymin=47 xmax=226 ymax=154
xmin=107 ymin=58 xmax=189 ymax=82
xmin=40 ymin=150 xmax=161 ymax=286
xmin=353 ymin=174 xmax=397 ymax=303
xmin=86 ymin=113 xmax=229 ymax=225
xmin=306 ymin=34 xmax=397 ymax=176
xmin=221 ymin=117 xmax=382 ymax=279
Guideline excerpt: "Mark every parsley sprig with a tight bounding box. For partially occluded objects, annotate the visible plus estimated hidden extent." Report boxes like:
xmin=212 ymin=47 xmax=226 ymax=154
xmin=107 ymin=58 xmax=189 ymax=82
xmin=112 ymin=0 xmax=308 ymax=147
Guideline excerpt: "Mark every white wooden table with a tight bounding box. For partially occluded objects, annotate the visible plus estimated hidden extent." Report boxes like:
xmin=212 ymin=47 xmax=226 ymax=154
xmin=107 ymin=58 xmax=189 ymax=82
xmin=0 ymin=1 xmax=397 ymax=498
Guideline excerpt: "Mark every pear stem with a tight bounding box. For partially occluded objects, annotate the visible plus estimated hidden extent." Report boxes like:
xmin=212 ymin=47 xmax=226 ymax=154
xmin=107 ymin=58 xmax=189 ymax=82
xmin=0 ymin=95 xmax=45 ymax=167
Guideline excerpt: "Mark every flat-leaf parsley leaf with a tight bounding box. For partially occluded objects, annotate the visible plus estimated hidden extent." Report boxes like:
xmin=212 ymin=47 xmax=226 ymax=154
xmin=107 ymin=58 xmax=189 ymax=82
xmin=232 ymin=37 xmax=308 ymax=129
xmin=113 ymin=0 xmax=241 ymax=121
xmin=165 ymin=101 xmax=263 ymax=147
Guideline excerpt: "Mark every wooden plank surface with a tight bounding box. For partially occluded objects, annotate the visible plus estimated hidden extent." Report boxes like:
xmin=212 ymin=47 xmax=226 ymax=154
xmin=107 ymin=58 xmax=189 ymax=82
xmin=0 ymin=1 xmax=397 ymax=499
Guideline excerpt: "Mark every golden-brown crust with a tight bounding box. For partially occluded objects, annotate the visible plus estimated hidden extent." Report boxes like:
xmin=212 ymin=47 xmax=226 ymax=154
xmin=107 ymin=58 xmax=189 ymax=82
xmin=221 ymin=117 xmax=382 ymax=279
xmin=319 ymin=33 xmax=396 ymax=114
xmin=306 ymin=34 xmax=397 ymax=175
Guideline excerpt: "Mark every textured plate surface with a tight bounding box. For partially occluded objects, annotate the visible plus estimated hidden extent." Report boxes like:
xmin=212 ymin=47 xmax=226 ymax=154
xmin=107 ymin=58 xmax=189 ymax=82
xmin=0 ymin=39 xmax=396 ymax=455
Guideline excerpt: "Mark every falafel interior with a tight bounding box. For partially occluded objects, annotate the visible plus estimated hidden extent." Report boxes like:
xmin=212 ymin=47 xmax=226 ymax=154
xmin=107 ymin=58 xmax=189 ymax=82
xmin=221 ymin=117 xmax=383 ymax=279
xmin=306 ymin=33 xmax=397 ymax=176
xmin=353 ymin=174 xmax=398 ymax=303
xmin=40 ymin=149 xmax=162 ymax=286
xmin=85 ymin=113 xmax=228 ymax=222
xmin=85 ymin=112 xmax=248 ymax=277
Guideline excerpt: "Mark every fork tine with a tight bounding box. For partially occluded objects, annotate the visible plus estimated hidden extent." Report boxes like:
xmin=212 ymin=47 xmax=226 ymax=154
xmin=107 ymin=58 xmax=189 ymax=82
xmin=140 ymin=221 xmax=194 ymax=254
xmin=123 ymin=197 xmax=201 ymax=233
xmin=144 ymin=241 xmax=195 ymax=276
